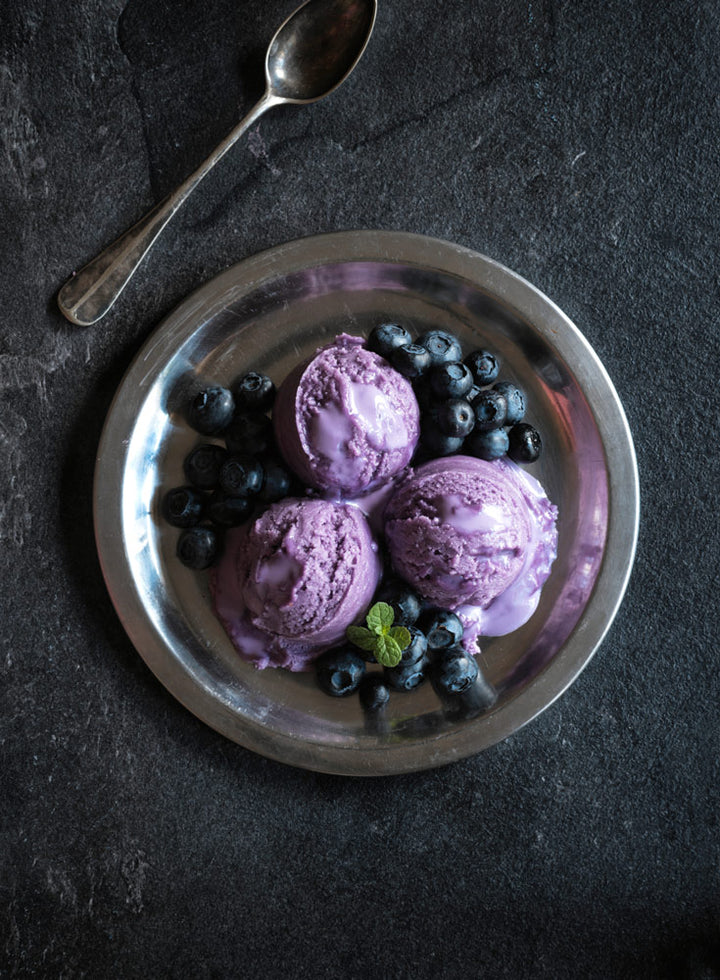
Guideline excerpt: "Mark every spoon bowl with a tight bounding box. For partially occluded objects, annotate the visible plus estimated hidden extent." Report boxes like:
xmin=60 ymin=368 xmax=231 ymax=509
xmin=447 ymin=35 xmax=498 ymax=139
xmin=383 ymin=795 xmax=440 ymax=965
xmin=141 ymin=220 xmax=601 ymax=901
xmin=268 ymin=0 xmax=377 ymax=102
xmin=57 ymin=0 xmax=378 ymax=326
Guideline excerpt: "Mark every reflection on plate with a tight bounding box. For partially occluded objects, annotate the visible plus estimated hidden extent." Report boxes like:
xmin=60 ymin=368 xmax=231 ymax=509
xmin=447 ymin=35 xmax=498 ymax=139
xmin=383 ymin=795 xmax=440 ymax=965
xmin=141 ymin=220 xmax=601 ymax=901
xmin=94 ymin=231 xmax=639 ymax=775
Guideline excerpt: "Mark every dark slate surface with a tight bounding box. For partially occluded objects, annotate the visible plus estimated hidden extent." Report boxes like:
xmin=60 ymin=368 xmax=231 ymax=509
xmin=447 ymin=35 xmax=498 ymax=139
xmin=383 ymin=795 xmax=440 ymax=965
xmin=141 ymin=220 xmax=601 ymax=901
xmin=2 ymin=0 xmax=719 ymax=977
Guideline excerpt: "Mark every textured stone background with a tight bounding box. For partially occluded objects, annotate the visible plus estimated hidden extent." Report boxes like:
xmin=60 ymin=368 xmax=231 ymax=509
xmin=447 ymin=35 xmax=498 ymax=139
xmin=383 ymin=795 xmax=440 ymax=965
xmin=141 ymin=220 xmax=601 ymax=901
xmin=1 ymin=0 xmax=719 ymax=977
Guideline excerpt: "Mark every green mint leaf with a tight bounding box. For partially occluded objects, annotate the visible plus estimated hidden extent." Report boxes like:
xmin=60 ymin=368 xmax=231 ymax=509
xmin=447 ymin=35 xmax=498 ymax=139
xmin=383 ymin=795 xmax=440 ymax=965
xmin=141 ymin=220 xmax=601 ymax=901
xmin=346 ymin=625 xmax=377 ymax=652
xmin=388 ymin=626 xmax=411 ymax=651
xmin=374 ymin=634 xmax=403 ymax=668
xmin=366 ymin=601 xmax=394 ymax=635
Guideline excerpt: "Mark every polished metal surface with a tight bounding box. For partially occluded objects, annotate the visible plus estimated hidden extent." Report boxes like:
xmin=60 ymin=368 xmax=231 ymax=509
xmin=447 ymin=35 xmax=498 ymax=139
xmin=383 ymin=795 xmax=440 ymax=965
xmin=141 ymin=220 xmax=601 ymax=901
xmin=94 ymin=230 xmax=639 ymax=776
xmin=57 ymin=0 xmax=377 ymax=327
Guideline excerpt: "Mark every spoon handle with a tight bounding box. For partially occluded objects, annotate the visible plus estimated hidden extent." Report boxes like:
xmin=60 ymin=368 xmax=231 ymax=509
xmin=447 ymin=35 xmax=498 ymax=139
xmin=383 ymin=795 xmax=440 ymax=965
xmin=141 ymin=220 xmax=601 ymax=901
xmin=58 ymin=91 xmax=281 ymax=325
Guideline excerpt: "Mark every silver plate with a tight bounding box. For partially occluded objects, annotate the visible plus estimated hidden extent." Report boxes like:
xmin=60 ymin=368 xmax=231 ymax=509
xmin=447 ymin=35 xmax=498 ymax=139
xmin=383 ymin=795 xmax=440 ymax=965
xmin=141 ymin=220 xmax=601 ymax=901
xmin=95 ymin=231 xmax=639 ymax=775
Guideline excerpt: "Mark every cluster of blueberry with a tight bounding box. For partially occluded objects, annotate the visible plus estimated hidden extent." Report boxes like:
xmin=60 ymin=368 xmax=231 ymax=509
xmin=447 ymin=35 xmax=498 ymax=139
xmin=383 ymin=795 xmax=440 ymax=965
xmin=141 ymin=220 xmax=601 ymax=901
xmin=316 ymin=581 xmax=492 ymax=707
xmin=161 ymin=372 xmax=294 ymax=569
xmin=367 ymin=322 xmax=542 ymax=463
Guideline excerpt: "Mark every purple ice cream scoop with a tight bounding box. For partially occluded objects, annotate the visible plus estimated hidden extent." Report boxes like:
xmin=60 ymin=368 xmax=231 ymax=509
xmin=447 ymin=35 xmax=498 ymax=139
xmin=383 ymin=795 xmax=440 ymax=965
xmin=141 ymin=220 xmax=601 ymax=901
xmin=384 ymin=456 xmax=558 ymax=648
xmin=211 ymin=497 xmax=381 ymax=670
xmin=273 ymin=334 xmax=420 ymax=495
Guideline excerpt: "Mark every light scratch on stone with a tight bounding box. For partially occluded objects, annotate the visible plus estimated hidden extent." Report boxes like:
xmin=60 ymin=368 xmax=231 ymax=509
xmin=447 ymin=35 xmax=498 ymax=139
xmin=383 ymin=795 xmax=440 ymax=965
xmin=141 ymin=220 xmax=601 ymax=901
xmin=120 ymin=849 xmax=151 ymax=913
xmin=0 ymin=334 xmax=75 ymax=547
xmin=46 ymin=866 xmax=78 ymax=911
xmin=247 ymin=124 xmax=281 ymax=176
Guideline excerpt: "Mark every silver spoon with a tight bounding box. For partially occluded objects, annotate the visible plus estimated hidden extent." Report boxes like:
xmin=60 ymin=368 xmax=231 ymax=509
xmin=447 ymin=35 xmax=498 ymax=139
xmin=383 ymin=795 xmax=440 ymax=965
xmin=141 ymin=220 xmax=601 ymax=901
xmin=58 ymin=0 xmax=377 ymax=326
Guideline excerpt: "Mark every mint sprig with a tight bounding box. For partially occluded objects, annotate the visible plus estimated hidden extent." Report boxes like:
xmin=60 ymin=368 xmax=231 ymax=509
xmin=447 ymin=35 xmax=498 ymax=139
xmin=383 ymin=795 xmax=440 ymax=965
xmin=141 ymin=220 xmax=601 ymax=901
xmin=346 ymin=601 xmax=411 ymax=668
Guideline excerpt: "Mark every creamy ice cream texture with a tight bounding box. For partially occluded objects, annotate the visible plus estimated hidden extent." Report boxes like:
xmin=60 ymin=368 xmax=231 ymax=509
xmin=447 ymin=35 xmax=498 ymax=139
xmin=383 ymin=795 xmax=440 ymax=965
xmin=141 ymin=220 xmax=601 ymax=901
xmin=384 ymin=456 xmax=558 ymax=648
xmin=273 ymin=334 xmax=420 ymax=495
xmin=211 ymin=497 xmax=381 ymax=671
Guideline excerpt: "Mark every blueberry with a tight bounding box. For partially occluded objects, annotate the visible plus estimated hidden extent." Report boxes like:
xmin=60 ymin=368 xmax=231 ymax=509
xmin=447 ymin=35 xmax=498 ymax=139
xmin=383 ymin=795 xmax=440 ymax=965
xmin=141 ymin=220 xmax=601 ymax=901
xmin=219 ymin=455 xmax=264 ymax=496
xmin=418 ymin=330 xmax=463 ymax=365
xmin=391 ymin=343 xmax=432 ymax=380
xmin=367 ymin=322 xmax=412 ymax=359
xmin=177 ymin=527 xmax=219 ymax=570
xmin=224 ymin=412 xmax=274 ymax=455
xmin=466 ymin=384 xmax=483 ymax=406
xmin=431 ymin=662 xmax=497 ymax=719
xmin=376 ymin=580 xmax=422 ymax=626
xmin=465 ymin=349 xmax=500 ymax=386
xmin=358 ymin=674 xmax=391 ymax=712
xmin=429 ymin=361 xmax=473 ymax=400
xmin=431 ymin=646 xmax=479 ymax=695
xmin=493 ymin=382 xmax=526 ymax=424
xmin=207 ymin=493 xmax=254 ymax=527
xmin=183 ymin=443 xmax=228 ymax=490
xmin=316 ymin=648 xmax=366 ymax=697
xmin=400 ymin=626 xmax=428 ymax=666
xmin=233 ymin=372 xmax=276 ymax=413
xmin=473 ymin=389 xmax=508 ymax=431
xmin=257 ymin=458 xmax=292 ymax=502
xmin=187 ymin=386 xmax=235 ymax=435
xmin=434 ymin=398 xmax=475 ymax=438
xmin=421 ymin=610 xmax=464 ymax=652
xmin=419 ymin=428 xmax=464 ymax=457
xmin=384 ymin=658 xmax=426 ymax=692
xmin=507 ymin=423 xmax=542 ymax=463
xmin=162 ymin=486 xmax=205 ymax=527
xmin=465 ymin=426 xmax=509 ymax=461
